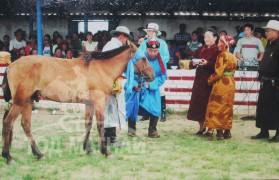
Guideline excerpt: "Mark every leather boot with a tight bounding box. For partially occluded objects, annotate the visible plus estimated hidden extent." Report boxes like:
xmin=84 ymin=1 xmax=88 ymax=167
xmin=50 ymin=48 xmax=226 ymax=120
xmin=148 ymin=117 xmax=160 ymax=138
xmin=104 ymin=127 xmax=112 ymax=145
xmin=128 ymin=119 xmax=137 ymax=137
xmin=216 ymin=130 xmax=224 ymax=140
xmin=160 ymin=96 xmax=166 ymax=122
xmin=269 ymin=130 xmax=279 ymax=142
xmin=251 ymin=129 xmax=269 ymax=139
xmin=223 ymin=130 xmax=232 ymax=139
xmin=110 ymin=127 xmax=117 ymax=144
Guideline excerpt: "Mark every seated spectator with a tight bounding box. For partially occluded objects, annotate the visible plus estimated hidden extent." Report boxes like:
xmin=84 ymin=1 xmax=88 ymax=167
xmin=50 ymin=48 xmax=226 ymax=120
xmin=71 ymin=32 xmax=82 ymax=57
xmin=185 ymin=31 xmax=202 ymax=60
xmin=174 ymin=23 xmax=191 ymax=47
xmin=52 ymin=31 xmax=61 ymax=45
xmin=52 ymin=35 xmax=63 ymax=55
xmin=82 ymin=31 xmax=98 ymax=55
xmin=159 ymin=31 xmax=167 ymax=41
xmin=9 ymin=28 xmax=26 ymax=61
xmin=137 ymin=26 xmax=147 ymax=40
xmin=2 ymin=35 xmax=10 ymax=51
xmin=61 ymin=41 xmax=68 ymax=55
xmin=43 ymin=38 xmax=53 ymax=57
xmin=254 ymin=27 xmax=268 ymax=49
xmin=65 ymin=49 xmax=74 ymax=59
xmin=167 ymin=40 xmax=181 ymax=68
xmin=25 ymin=34 xmax=37 ymax=56
xmin=54 ymin=47 xmax=66 ymax=58
xmin=30 ymin=48 xmax=37 ymax=55
xmin=196 ymin=27 xmax=205 ymax=44
xmin=219 ymin=30 xmax=227 ymax=37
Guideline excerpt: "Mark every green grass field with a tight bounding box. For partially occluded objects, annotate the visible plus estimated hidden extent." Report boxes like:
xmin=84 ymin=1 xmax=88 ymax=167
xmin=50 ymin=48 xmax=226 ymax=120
xmin=0 ymin=110 xmax=279 ymax=179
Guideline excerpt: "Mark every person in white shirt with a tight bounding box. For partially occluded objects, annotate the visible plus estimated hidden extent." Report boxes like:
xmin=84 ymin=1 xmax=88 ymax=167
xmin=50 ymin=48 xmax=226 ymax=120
xmin=82 ymin=32 xmax=98 ymax=55
xmin=102 ymin=26 xmax=132 ymax=145
xmin=9 ymin=29 xmax=26 ymax=60
xmin=234 ymin=23 xmax=265 ymax=61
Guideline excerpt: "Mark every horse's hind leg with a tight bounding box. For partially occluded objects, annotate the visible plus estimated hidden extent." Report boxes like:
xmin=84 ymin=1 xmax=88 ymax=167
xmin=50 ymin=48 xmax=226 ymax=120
xmin=21 ymin=102 xmax=44 ymax=159
xmin=2 ymin=104 xmax=23 ymax=164
xmin=83 ymin=103 xmax=94 ymax=154
xmin=95 ymin=103 xmax=111 ymax=157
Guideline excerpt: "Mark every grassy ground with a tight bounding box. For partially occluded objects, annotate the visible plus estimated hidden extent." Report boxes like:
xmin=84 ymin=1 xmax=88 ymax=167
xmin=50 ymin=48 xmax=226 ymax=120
xmin=0 ymin=110 xmax=279 ymax=179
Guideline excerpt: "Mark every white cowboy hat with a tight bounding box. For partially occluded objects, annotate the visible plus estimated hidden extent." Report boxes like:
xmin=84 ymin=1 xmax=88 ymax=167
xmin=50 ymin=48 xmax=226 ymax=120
xmin=143 ymin=23 xmax=161 ymax=35
xmin=262 ymin=20 xmax=279 ymax=31
xmin=110 ymin=26 xmax=133 ymax=40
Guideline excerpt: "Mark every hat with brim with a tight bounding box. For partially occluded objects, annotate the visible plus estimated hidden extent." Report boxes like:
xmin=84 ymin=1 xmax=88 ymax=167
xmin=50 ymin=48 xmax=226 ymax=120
xmin=262 ymin=20 xmax=279 ymax=31
xmin=110 ymin=26 xmax=133 ymax=40
xmin=143 ymin=23 xmax=161 ymax=35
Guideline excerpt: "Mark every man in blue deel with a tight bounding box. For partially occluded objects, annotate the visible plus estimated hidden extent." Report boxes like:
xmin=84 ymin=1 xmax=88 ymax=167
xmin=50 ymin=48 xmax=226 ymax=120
xmin=125 ymin=39 xmax=167 ymax=138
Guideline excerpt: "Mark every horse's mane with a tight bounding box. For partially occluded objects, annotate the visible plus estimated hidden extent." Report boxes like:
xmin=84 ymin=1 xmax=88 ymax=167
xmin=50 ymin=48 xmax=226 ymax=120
xmin=83 ymin=45 xmax=130 ymax=65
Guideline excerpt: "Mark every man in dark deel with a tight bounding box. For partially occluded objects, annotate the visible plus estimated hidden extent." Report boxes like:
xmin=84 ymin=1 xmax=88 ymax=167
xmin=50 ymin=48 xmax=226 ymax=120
xmin=251 ymin=20 xmax=279 ymax=142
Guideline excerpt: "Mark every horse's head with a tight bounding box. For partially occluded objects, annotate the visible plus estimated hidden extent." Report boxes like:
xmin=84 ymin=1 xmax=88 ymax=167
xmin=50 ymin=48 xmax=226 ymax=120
xmin=127 ymin=41 xmax=155 ymax=82
xmin=134 ymin=56 xmax=155 ymax=82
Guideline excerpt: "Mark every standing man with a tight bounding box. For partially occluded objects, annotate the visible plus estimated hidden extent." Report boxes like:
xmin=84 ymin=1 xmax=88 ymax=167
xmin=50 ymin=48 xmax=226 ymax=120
xmin=127 ymin=39 xmax=167 ymax=138
xmin=102 ymin=26 xmax=133 ymax=145
xmin=251 ymin=20 xmax=279 ymax=142
xmin=138 ymin=23 xmax=170 ymax=122
xmin=234 ymin=23 xmax=265 ymax=61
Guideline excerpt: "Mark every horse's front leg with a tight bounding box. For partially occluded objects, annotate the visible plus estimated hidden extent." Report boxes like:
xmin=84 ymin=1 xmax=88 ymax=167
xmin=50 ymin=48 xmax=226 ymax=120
xmin=2 ymin=104 xmax=23 ymax=164
xmin=83 ymin=103 xmax=94 ymax=154
xmin=95 ymin=106 xmax=111 ymax=157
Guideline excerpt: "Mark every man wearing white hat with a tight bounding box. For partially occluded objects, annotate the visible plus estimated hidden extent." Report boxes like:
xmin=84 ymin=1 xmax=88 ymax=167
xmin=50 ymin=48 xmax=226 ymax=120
xmin=251 ymin=20 xmax=279 ymax=142
xmin=138 ymin=23 xmax=170 ymax=122
xmin=102 ymin=26 xmax=132 ymax=145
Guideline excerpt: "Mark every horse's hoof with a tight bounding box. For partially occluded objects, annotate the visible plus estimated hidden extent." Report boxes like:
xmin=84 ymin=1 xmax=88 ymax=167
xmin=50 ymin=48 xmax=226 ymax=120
xmin=107 ymin=154 xmax=114 ymax=159
xmin=6 ymin=158 xmax=14 ymax=165
xmin=37 ymin=154 xmax=45 ymax=160
xmin=86 ymin=149 xmax=93 ymax=155
xmin=105 ymin=152 xmax=112 ymax=157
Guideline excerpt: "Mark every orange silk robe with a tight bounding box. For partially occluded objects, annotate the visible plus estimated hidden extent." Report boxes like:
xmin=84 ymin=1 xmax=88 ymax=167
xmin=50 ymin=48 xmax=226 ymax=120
xmin=204 ymin=49 xmax=238 ymax=130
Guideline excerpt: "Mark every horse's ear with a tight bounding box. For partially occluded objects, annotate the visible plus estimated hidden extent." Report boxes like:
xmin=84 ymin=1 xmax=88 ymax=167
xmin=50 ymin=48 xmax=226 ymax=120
xmin=127 ymin=40 xmax=131 ymax=46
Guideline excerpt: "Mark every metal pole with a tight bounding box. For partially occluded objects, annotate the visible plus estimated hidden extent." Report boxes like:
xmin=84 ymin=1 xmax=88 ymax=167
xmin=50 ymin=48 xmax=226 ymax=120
xmin=36 ymin=0 xmax=43 ymax=55
xmin=84 ymin=0 xmax=89 ymax=33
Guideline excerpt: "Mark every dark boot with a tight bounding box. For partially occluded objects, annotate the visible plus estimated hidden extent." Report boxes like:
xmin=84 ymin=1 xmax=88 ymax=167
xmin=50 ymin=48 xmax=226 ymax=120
xmin=148 ymin=117 xmax=160 ymax=138
xmin=216 ymin=130 xmax=224 ymax=140
xmin=110 ymin=127 xmax=117 ymax=144
xmin=104 ymin=127 xmax=111 ymax=146
xmin=128 ymin=119 xmax=137 ymax=137
xmin=251 ymin=129 xmax=269 ymax=139
xmin=104 ymin=127 xmax=117 ymax=146
xmin=223 ymin=130 xmax=232 ymax=139
xmin=269 ymin=130 xmax=279 ymax=142
xmin=160 ymin=96 xmax=166 ymax=122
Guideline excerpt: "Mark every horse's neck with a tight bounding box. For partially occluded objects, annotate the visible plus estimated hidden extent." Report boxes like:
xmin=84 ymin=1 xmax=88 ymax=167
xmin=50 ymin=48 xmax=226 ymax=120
xmin=98 ymin=49 xmax=130 ymax=80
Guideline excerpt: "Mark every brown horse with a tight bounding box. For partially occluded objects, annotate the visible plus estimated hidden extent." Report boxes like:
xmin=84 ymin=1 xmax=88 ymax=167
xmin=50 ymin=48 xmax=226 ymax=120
xmin=1 ymin=43 xmax=155 ymax=164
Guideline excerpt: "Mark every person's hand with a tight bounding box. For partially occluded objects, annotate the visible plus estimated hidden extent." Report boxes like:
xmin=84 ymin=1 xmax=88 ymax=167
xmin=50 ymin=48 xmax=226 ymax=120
xmin=145 ymin=82 xmax=149 ymax=89
xmin=199 ymin=59 xmax=208 ymax=66
xmin=190 ymin=60 xmax=198 ymax=67
xmin=137 ymin=38 xmax=144 ymax=45
xmin=133 ymin=85 xmax=141 ymax=91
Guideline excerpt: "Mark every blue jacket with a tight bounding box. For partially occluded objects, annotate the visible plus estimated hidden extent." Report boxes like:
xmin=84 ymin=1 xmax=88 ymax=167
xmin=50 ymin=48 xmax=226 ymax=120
xmin=139 ymin=52 xmax=167 ymax=117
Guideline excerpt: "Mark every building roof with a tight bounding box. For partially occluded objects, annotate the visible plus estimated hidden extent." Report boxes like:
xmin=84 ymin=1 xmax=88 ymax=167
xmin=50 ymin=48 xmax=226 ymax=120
xmin=0 ymin=0 xmax=278 ymax=21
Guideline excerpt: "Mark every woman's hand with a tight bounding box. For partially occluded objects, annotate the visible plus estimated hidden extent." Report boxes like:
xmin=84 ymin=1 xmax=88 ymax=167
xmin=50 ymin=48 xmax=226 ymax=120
xmin=199 ymin=59 xmax=208 ymax=66
xmin=190 ymin=60 xmax=198 ymax=67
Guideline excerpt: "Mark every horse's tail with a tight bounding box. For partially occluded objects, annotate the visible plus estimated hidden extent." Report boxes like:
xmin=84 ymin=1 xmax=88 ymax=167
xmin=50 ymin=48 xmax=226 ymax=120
xmin=2 ymin=69 xmax=11 ymax=102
